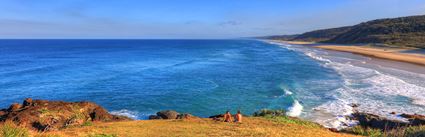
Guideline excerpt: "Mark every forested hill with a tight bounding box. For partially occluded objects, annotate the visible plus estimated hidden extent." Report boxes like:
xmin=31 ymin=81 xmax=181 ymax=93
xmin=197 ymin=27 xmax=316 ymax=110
xmin=268 ymin=15 xmax=425 ymax=48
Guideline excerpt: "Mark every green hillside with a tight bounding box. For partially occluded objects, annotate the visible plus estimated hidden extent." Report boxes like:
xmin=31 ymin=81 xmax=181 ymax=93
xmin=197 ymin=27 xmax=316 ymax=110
xmin=268 ymin=15 xmax=425 ymax=48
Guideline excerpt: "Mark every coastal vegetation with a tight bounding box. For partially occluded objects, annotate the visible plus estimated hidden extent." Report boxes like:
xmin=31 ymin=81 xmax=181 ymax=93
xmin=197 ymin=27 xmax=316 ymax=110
xmin=346 ymin=125 xmax=425 ymax=137
xmin=0 ymin=99 xmax=356 ymax=137
xmin=2 ymin=99 xmax=425 ymax=137
xmin=267 ymin=15 xmax=425 ymax=48
xmin=1 ymin=115 xmax=355 ymax=137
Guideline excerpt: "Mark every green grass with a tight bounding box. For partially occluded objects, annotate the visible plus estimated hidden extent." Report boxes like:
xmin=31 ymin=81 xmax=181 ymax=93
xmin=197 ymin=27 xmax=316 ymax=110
xmin=38 ymin=108 xmax=50 ymax=114
xmin=383 ymin=125 xmax=425 ymax=137
xmin=401 ymin=126 xmax=425 ymax=137
xmin=0 ymin=121 xmax=29 ymax=137
xmin=252 ymin=109 xmax=321 ymax=128
xmin=263 ymin=115 xmax=322 ymax=128
xmin=252 ymin=109 xmax=286 ymax=117
xmin=348 ymin=125 xmax=425 ymax=137
xmin=82 ymin=121 xmax=93 ymax=127
xmin=349 ymin=126 xmax=382 ymax=137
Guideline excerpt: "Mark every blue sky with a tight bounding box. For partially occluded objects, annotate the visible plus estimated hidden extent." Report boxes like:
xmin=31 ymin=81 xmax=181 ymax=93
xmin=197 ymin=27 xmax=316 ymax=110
xmin=0 ymin=0 xmax=424 ymax=39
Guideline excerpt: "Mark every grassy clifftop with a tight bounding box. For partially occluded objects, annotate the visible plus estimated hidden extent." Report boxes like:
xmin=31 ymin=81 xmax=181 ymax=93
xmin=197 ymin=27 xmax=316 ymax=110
xmin=1 ymin=99 xmax=355 ymax=137
xmin=4 ymin=116 xmax=357 ymax=137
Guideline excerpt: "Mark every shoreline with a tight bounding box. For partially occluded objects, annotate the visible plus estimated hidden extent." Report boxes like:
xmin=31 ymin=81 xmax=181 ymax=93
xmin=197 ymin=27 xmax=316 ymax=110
xmin=267 ymin=39 xmax=425 ymax=126
xmin=271 ymin=40 xmax=425 ymax=66
xmin=316 ymin=45 xmax=425 ymax=66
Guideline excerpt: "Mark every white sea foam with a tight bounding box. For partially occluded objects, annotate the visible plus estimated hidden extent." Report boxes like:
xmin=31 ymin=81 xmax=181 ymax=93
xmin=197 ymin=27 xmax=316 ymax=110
xmin=286 ymin=100 xmax=304 ymax=117
xmin=284 ymin=89 xmax=293 ymax=96
xmin=279 ymin=85 xmax=293 ymax=96
xmin=110 ymin=109 xmax=140 ymax=120
xmin=269 ymin=41 xmax=425 ymax=129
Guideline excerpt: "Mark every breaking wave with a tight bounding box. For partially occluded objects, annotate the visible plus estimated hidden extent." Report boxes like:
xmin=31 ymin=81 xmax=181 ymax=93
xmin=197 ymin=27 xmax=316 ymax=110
xmin=286 ymin=100 xmax=304 ymax=117
xmin=110 ymin=109 xmax=143 ymax=120
xmin=271 ymin=41 xmax=425 ymax=129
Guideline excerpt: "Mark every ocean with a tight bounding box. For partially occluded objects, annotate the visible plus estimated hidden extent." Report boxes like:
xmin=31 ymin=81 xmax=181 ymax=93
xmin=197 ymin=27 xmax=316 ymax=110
xmin=0 ymin=39 xmax=424 ymax=129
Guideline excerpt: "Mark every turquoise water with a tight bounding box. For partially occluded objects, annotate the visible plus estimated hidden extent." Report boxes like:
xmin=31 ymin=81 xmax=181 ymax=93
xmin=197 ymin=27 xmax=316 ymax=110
xmin=0 ymin=40 xmax=339 ymax=116
xmin=1 ymin=39 xmax=424 ymax=129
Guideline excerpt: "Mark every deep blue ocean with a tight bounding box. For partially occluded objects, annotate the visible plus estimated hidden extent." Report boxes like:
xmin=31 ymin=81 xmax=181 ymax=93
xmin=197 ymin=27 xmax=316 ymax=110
xmin=1 ymin=39 xmax=424 ymax=129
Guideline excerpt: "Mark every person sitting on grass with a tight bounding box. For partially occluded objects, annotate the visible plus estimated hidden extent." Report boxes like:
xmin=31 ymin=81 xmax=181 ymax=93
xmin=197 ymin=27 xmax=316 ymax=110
xmin=223 ymin=111 xmax=233 ymax=122
xmin=234 ymin=110 xmax=242 ymax=123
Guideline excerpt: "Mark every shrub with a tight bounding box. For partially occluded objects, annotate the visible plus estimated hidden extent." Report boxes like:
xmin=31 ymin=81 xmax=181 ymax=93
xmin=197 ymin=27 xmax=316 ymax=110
xmin=1 ymin=121 xmax=30 ymax=137
xmin=383 ymin=125 xmax=425 ymax=137
xmin=403 ymin=126 xmax=425 ymax=137
xmin=253 ymin=109 xmax=286 ymax=117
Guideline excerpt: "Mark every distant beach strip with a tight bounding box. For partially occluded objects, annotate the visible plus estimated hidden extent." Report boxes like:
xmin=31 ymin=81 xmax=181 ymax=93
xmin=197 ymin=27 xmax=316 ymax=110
xmin=273 ymin=40 xmax=425 ymax=66
xmin=315 ymin=45 xmax=425 ymax=66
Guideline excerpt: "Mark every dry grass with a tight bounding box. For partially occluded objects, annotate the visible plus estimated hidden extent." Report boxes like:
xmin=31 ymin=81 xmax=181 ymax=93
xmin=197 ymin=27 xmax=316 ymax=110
xmin=24 ymin=117 xmax=358 ymax=137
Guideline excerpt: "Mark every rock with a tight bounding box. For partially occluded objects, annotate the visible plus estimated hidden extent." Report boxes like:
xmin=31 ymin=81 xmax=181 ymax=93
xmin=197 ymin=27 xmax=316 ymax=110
xmin=328 ymin=128 xmax=339 ymax=132
xmin=0 ymin=109 xmax=6 ymax=119
xmin=351 ymin=112 xmax=425 ymax=131
xmin=90 ymin=106 xmax=114 ymax=121
xmin=8 ymin=103 xmax=22 ymax=111
xmin=352 ymin=112 xmax=409 ymax=130
xmin=390 ymin=112 xmax=396 ymax=115
xmin=400 ymin=113 xmax=425 ymax=119
xmin=157 ymin=110 xmax=180 ymax=119
xmin=23 ymin=98 xmax=33 ymax=107
xmin=400 ymin=113 xmax=425 ymax=125
xmin=148 ymin=115 xmax=162 ymax=120
xmin=209 ymin=114 xmax=224 ymax=119
xmin=0 ymin=99 xmax=132 ymax=131
xmin=177 ymin=113 xmax=197 ymax=119
xmin=149 ymin=110 xmax=198 ymax=120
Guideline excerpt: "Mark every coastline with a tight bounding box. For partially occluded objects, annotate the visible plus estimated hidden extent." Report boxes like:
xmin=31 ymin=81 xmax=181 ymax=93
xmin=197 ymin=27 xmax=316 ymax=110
xmin=2 ymin=99 xmax=424 ymax=137
xmin=271 ymin=40 xmax=425 ymax=66
xmin=316 ymin=45 xmax=425 ymax=66
xmin=267 ymin=39 xmax=425 ymax=128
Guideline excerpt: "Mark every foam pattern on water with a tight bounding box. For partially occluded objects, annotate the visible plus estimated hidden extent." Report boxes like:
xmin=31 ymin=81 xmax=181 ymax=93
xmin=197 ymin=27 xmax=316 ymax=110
xmin=272 ymin=42 xmax=425 ymax=129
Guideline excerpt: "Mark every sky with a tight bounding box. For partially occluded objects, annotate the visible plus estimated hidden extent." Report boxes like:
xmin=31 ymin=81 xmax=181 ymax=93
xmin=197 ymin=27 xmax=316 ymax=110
xmin=0 ymin=0 xmax=424 ymax=39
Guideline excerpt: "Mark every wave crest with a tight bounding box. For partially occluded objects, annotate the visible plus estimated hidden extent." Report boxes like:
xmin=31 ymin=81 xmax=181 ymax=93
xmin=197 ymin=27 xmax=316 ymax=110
xmin=286 ymin=100 xmax=304 ymax=117
xmin=110 ymin=109 xmax=140 ymax=120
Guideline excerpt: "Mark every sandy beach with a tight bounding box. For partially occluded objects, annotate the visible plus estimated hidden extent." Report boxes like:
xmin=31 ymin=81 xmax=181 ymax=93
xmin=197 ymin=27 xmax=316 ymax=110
xmin=315 ymin=45 xmax=425 ymax=66
xmin=272 ymin=40 xmax=425 ymax=66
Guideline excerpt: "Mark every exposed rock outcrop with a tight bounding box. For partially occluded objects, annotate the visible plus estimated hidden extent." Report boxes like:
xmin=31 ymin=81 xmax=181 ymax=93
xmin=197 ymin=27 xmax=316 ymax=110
xmin=149 ymin=110 xmax=198 ymax=120
xmin=0 ymin=98 xmax=131 ymax=131
xmin=157 ymin=110 xmax=180 ymax=119
xmin=400 ymin=113 xmax=425 ymax=125
xmin=209 ymin=114 xmax=224 ymax=119
xmin=352 ymin=112 xmax=425 ymax=130
xmin=352 ymin=113 xmax=409 ymax=130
